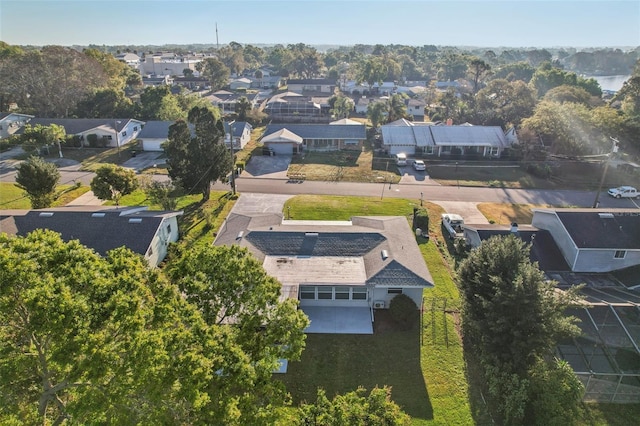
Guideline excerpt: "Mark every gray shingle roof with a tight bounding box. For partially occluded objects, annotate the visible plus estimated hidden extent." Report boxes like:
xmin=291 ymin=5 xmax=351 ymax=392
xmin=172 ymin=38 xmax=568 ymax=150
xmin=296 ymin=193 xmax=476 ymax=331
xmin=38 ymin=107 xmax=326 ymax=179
xmin=0 ymin=207 xmax=180 ymax=257
xmin=263 ymin=124 xmax=366 ymax=140
xmin=246 ymin=231 xmax=386 ymax=256
xmin=214 ymin=213 xmax=434 ymax=289
xmin=556 ymin=211 xmax=640 ymax=249
xmin=19 ymin=118 xmax=140 ymax=135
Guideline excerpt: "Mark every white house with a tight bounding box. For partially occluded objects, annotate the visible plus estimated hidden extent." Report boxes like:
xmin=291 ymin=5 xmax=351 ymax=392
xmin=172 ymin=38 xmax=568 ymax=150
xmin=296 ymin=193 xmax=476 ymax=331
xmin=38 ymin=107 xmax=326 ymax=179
xmin=137 ymin=120 xmax=173 ymax=152
xmin=531 ymin=208 xmax=640 ymax=273
xmin=0 ymin=112 xmax=33 ymax=139
xmin=223 ymin=121 xmax=253 ymax=150
xmin=20 ymin=118 xmax=144 ymax=149
xmin=0 ymin=206 xmax=183 ymax=268
xmin=229 ymin=77 xmax=252 ymax=91
xmin=214 ymin=213 xmax=434 ymax=334
xmin=262 ymin=123 xmax=366 ymax=154
xmin=380 ymin=119 xmax=511 ymax=157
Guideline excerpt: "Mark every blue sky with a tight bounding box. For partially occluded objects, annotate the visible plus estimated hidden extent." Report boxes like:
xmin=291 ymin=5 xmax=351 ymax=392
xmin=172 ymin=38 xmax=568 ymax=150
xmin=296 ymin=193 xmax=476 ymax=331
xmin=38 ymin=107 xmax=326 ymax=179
xmin=1 ymin=0 xmax=638 ymax=48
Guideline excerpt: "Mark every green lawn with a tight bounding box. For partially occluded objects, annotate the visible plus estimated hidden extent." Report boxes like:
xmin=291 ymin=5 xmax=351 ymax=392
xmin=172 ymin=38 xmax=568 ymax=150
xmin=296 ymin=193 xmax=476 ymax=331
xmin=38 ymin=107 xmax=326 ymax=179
xmin=0 ymin=182 xmax=90 ymax=209
xmin=279 ymin=195 xmax=478 ymax=425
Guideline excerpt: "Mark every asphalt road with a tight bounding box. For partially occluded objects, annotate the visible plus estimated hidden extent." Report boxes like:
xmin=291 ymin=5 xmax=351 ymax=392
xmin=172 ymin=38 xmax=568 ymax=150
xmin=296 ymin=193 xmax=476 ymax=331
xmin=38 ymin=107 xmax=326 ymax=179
xmin=231 ymin=177 xmax=640 ymax=210
xmin=1 ymin=158 xmax=639 ymax=210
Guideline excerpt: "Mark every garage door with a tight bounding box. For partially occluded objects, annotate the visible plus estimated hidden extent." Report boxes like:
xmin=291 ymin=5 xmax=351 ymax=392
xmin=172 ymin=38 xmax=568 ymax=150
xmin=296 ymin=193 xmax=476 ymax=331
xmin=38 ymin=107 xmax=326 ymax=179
xmin=389 ymin=145 xmax=415 ymax=155
xmin=268 ymin=143 xmax=293 ymax=155
xmin=299 ymin=285 xmax=369 ymax=307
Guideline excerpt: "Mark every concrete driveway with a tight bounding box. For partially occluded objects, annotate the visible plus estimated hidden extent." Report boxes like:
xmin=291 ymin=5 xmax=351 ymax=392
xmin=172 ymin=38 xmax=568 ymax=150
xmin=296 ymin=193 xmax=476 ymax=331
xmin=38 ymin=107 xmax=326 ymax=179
xmin=121 ymin=151 xmax=165 ymax=172
xmin=243 ymin=155 xmax=291 ymax=179
xmin=230 ymin=192 xmax=293 ymax=215
xmin=436 ymin=201 xmax=489 ymax=224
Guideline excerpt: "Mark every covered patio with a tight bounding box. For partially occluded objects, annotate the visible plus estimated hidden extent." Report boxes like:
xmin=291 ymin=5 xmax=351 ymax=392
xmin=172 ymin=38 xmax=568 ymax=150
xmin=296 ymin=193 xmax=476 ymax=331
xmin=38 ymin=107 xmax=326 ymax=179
xmin=302 ymin=307 xmax=373 ymax=334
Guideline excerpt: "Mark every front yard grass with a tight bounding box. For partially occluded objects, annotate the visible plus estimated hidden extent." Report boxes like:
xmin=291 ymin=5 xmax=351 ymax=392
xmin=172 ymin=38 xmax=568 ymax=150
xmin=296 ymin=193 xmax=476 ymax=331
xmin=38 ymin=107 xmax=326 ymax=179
xmin=44 ymin=143 xmax=137 ymax=171
xmin=0 ymin=182 xmax=90 ymax=209
xmin=289 ymin=150 xmax=400 ymax=183
xmin=279 ymin=195 xmax=479 ymax=425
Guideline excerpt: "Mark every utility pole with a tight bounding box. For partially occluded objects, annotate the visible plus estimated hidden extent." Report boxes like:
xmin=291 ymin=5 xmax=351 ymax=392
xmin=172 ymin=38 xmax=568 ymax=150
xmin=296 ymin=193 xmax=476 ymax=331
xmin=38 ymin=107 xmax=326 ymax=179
xmin=227 ymin=121 xmax=236 ymax=195
xmin=592 ymin=137 xmax=619 ymax=208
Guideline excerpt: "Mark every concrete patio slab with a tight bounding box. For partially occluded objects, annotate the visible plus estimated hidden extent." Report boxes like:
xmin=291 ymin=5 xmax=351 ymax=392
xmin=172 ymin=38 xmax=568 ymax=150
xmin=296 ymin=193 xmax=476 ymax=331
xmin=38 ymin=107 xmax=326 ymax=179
xmin=302 ymin=307 xmax=373 ymax=334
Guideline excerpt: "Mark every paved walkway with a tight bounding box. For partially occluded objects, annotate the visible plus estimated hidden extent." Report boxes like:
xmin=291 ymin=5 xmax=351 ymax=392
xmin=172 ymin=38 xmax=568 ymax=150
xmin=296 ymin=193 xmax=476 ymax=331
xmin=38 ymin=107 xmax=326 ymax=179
xmin=65 ymin=190 xmax=104 ymax=206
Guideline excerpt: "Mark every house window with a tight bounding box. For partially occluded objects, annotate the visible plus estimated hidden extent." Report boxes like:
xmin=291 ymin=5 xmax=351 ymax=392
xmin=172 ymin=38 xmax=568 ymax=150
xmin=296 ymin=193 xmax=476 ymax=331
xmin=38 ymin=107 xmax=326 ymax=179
xmin=387 ymin=288 xmax=403 ymax=294
xmin=104 ymin=135 xmax=113 ymax=140
xmin=167 ymin=224 xmax=171 ymax=233
xmin=489 ymin=147 xmax=499 ymax=156
xmin=335 ymin=286 xmax=350 ymax=300
xmin=424 ymin=146 xmax=434 ymax=155
xmin=133 ymin=126 xmax=138 ymax=131
xmin=300 ymin=286 xmax=316 ymax=300
xmin=121 ymin=131 xmax=127 ymax=137
xmin=147 ymin=246 xmax=153 ymax=256
xmin=615 ymin=250 xmax=626 ymax=259
xmin=317 ymin=287 xmax=333 ymax=300
xmin=352 ymin=287 xmax=367 ymax=300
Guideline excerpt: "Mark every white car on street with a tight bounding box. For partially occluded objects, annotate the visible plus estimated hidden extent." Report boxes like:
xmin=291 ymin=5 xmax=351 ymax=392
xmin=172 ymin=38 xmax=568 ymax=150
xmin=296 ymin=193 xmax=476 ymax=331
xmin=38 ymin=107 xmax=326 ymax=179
xmin=607 ymin=186 xmax=639 ymax=199
xmin=413 ymin=160 xmax=426 ymax=171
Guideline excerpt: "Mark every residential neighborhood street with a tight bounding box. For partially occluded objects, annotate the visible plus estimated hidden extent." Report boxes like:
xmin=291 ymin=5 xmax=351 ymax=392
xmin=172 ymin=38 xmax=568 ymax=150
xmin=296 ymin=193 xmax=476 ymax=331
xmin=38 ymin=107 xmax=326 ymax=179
xmin=2 ymin=154 xmax=639 ymax=212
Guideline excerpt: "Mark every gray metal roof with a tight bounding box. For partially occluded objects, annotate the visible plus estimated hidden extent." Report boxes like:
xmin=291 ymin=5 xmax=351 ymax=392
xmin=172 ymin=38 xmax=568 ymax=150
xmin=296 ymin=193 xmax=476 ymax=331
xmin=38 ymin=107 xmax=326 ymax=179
xmin=381 ymin=123 xmax=508 ymax=148
xmin=263 ymin=124 xmax=366 ymax=140
xmin=555 ymin=210 xmax=640 ymax=250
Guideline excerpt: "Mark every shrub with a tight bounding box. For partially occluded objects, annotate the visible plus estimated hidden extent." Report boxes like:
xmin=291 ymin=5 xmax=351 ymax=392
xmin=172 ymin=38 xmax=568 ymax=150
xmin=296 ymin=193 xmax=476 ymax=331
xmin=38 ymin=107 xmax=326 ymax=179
xmin=412 ymin=207 xmax=429 ymax=232
xmin=388 ymin=294 xmax=419 ymax=330
xmin=86 ymin=133 xmax=98 ymax=148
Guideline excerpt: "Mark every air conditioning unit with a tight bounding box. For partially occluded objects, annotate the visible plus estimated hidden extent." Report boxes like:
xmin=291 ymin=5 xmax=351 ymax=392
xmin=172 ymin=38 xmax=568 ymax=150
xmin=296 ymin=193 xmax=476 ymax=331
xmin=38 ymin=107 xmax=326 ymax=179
xmin=373 ymin=301 xmax=385 ymax=309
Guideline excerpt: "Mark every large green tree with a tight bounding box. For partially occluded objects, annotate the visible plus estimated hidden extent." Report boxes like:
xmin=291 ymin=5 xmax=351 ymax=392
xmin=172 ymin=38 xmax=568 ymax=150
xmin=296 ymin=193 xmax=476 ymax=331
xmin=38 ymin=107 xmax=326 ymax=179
xmin=367 ymin=101 xmax=387 ymax=129
xmin=457 ymin=235 xmax=581 ymax=423
xmin=475 ymin=79 xmax=537 ymax=127
xmin=19 ymin=123 xmax=66 ymax=157
xmin=163 ymin=106 xmax=231 ymax=201
xmin=196 ymin=57 xmax=230 ymax=91
xmin=167 ymin=244 xmax=309 ymax=424
xmin=0 ymin=231 xmax=216 ymax=424
xmin=14 ymin=156 xmax=60 ymax=209
xmin=90 ymin=164 xmax=138 ymax=205
xmin=0 ymin=46 xmax=106 ymax=117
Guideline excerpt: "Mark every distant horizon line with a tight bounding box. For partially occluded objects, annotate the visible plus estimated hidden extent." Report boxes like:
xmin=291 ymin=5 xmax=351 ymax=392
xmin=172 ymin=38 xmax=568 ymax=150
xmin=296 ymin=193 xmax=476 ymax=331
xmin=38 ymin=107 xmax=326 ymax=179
xmin=7 ymin=42 xmax=640 ymax=51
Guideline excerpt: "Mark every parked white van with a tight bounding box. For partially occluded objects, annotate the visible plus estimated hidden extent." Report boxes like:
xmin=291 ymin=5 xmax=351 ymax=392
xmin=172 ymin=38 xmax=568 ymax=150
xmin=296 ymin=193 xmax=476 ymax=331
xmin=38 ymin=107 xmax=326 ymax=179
xmin=395 ymin=153 xmax=407 ymax=166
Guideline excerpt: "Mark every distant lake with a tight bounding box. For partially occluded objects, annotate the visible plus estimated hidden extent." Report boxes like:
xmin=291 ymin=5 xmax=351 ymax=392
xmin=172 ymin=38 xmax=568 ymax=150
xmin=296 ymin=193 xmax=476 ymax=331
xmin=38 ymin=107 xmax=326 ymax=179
xmin=589 ymin=75 xmax=631 ymax=92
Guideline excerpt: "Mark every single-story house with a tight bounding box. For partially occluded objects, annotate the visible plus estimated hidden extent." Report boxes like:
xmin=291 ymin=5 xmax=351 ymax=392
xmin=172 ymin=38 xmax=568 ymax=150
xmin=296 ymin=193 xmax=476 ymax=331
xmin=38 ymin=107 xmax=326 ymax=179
xmin=229 ymin=77 xmax=252 ymax=91
xmin=286 ymin=78 xmax=336 ymax=94
xmin=214 ymin=213 xmax=434 ymax=334
xmin=173 ymin=76 xmax=210 ymax=91
xmin=462 ymin=222 xmax=571 ymax=272
xmin=223 ymin=121 xmax=253 ymax=150
xmin=261 ymin=122 xmax=366 ymax=155
xmin=205 ymin=91 xmax=258 ymax=115
xmin=531 ymin=208 xmax=640 ymax=273
xmin=0 ymin=206 xmax=183 ymax=267
xmin=264 ymin=91 xmax=323 ymax=118
xmin=380 ymin=119 xmax=511 ymax=157
xmin=138 ymin=120 xmax=173 ymax=152
xmin=19 ymin=118 xmax=144 ymax=149
xmin=0 ymin=112 xmax=33 ymax=139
